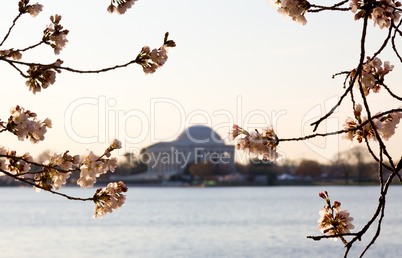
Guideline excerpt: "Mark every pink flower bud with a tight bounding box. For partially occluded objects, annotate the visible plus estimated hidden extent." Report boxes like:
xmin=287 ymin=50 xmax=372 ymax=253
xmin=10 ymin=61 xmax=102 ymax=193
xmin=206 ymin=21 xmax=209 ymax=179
xmin=319 ymin=192 xmax=326 ymax=199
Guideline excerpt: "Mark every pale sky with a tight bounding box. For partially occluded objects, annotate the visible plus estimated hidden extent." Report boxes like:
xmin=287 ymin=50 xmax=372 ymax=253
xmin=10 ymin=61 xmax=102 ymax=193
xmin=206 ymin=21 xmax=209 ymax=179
xmin=1 ymin=0 xmax=401 ymax=164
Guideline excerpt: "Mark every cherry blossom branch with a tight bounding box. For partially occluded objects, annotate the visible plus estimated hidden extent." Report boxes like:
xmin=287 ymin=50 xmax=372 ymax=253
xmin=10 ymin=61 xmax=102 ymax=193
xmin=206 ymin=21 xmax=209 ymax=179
xmin=2 ymin=31 xmax=175 ymax=75
xmin=0 ymin=169 xmax=93 ymax=201
xmin=307 ymin=190 xmax=387 ymax=257
xmin=309 ymin=148 xmax=400 ymax=257
xmin=344 ymin=168 xmax=398 ymax=257
xmin=0 ymin=0 xmax=151 ymax=219
xmin=310 ymin=6 xmax=369 ymax=131
xmin=263 ymin=0 xmax=402 ymax=256
xmin=0 ymin=153 xmax=79 ymax=174
xmin=358 ymin=82 xmax=396 ymax=172
xmin=1 ymin=29 xmax=175 ymax=94
xmin=7 ymin=57 xmax=141 ymax=74
xmin=278 ymin=108 xmax=402 ymax=141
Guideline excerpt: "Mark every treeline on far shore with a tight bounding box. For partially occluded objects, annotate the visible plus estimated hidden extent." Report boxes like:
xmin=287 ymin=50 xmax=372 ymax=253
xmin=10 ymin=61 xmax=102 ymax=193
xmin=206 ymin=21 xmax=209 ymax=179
xmin=0 ymin=146 xmax=396 ymax=187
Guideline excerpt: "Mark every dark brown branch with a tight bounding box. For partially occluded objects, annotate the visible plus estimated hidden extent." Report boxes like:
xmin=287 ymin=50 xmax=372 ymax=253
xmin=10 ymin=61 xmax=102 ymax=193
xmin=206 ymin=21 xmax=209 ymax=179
xmin=358 ymin=156 xmax=386 ymax=257
xmin=392 ymin=19 xmax=402 ymax=62
xmin=363 ymin=138 xmax=395 ymax=178
xmin=278 ymin=129 xmax=348 ymax=142
xmin=0 ymin=169 xmax=93 ymax=201
xmin=18 ymin=41 xmax=45 ymax=52
xmin=381 ymin=83 xmax=402 ymax=101
xmin=0 ymin=153 xmax=80 ymax=174
xmin=372 ymin=25 xmax=393 ymax=59
xmin=0 ymin=13 xmax=22 ymax=47
xmin=5 ymin=57 xmax=141 ymax=74
xmin=332 ymin=71 xmax=351 ymax=89
xmin=279 ymin=108 xmax=402 ymax=142
xmin=358 ymin=81 xmax=396 ymax=174
xmin=5 ymin=59 xmax=28 ymax=78
xmin=310 ymin=86 xmax=352 ymax=132
xmin=310 ymin=1 xmax=370 ymax=132
xmin=309 ymin=0 xmax=350 ymax=13
xmin=307 ymin=232 xmax=358 ymax=241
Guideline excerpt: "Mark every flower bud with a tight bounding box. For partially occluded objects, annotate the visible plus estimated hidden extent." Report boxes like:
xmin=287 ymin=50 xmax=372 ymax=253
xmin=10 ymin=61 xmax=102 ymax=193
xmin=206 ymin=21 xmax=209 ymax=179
xmin=319 ymin=192 xmax=326 ymax=199
xmin=333 ymin=201 xmax=341 ymax=208
xmin=354 ymin=104 xmax=362 ymax=117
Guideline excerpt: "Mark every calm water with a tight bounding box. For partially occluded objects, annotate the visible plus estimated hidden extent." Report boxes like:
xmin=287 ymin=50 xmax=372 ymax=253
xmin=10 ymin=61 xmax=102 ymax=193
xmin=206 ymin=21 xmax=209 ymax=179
xmin=1 ymin=186 xmax=402 ymax=258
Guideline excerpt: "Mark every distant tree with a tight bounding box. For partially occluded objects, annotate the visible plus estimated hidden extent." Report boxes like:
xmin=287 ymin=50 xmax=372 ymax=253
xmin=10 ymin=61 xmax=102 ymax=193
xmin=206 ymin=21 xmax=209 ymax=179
xmin=294 ymin=159 xmax=322 ymax=178
xmin=238 ymin=158 xmax=278 ymax=185
xmin=334 ymin=147 xmax=375 ymax=183
xmin=121 ymin=148 xmax=148 ymax=175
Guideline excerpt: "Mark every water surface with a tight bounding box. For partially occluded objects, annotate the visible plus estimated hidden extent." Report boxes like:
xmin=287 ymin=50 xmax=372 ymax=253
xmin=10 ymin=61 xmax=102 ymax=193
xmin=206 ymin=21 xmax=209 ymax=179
xmin=0 ymin=186 xmax=401 ymax=257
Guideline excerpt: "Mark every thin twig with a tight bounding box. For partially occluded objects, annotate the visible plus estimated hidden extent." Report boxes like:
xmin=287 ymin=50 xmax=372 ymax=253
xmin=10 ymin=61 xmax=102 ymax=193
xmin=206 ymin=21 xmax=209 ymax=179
xmin=391 ymin=19 xmax=402 ymax=62
xmin=309 ymin=0 xmax=350 ymax=12
xmin=0 ymin=13 xmax=22 ymax=47
xmin=372 ymin=25 xmax=392 ymax=59
xmin=310 ymin=0 xmax=370 ymax=132
xmin=0 ymin=169 xmax=93 ymax=201
xmin=5 ymin=59 xmax=29 ymax=78
xmin=279 ymin=108 xmax=402 ymax=142
xmin=381 ymin=83 xmax=402 ymax=101
xmin=5 ymin=56 xmax=141 ymax=74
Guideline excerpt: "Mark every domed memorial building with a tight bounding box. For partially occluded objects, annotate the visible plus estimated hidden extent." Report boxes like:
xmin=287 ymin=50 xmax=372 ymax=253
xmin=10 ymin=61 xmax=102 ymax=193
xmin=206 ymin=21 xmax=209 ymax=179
xmin=141 ymin=125 xmax=235 ymax=180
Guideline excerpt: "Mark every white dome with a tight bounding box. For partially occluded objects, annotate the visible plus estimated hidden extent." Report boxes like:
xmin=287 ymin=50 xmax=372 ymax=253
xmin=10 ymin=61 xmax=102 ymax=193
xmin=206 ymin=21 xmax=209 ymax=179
xmin=176 ymin=125 xmax=222 ymax=143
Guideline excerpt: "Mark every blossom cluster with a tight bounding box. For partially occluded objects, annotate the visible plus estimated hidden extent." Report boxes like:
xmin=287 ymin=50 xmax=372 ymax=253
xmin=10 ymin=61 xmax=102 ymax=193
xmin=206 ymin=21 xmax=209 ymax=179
xmin=351 ymin=0 xmax=402 ymax=29
xmin=0 ymin=49 xmax=22 ymax=61
xmin=93 ymin=181 xmax=128 ymax=218
xmin=34 ymin=151 xmax=80 ymax=192
xmin=343 ymin=103 xmax=402 ymax=142
xmin=0 ymin=147 xmax=33 ymax=176
xmin=43 ymin=15 xmax=69 ymax=55
xmin=77 ymin=139 xmax=122 ymax=188
xmin=229 ymin=124 xmax=279 ymax=160
xmin=0 ymin=139 xmax=125 ymax=218
xmin=317 ymin=191 xmax=355 ymax=241
xmin=138 ymin=45 xmax=170 ymax=74
xmin=269 ymin=0 xmax=310 ymax=25
xmin=4 ymin=105 xmax=52 ymax=143
xmin=18 ymin=0 xmax=43 ymax=17
xmin=350 ymin=57 xmax=394 ymax=96
xmin=107 ymin=0 xmax=137 ymax=15
xmin=25 ymin=59 xmax=63 ymax=94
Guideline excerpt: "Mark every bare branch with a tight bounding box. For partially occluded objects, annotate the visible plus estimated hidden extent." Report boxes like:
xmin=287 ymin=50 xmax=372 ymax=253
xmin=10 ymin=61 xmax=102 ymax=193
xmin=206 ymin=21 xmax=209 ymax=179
xmin=0 ymin=13 xmax=22 ymax=47
xmin=381 ymin=83 xmax=402 ymax=101
xmin=310 ymin=3 xmax=370 ymax=132
xmin=309 ymin=0 xmax=351 ymax=13
xmin=6 ymin=57 xmax=141 ymax=75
